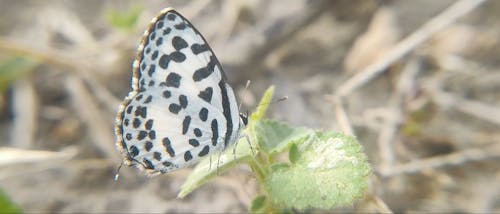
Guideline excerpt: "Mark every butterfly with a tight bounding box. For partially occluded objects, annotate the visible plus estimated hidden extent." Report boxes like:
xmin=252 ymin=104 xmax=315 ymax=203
xmin=115 ymin=8 xmax=247 ymax=175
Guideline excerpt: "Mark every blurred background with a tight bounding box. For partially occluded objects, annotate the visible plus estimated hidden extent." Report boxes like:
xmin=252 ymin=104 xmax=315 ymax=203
xmin=1 ymin=0 xmax=499 ymax=212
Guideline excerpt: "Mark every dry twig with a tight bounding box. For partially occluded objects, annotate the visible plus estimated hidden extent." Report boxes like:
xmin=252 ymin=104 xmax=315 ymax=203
xmin=335 ymin=0 xmax=487 ymax=97
xmin=328 ymin=96 xmax=354 ymax=136
xmin=64 ymin=75 xmax=119 ymax=160
xmin=378 ymin=145 xmax=500 ymax=177
xmin=377 ymin=59 xmax=421 ymax=168
xmin=426 ymin=82 xmax=500 ymax=126
xmin=0 ymin=36 xmax=120 ymax=113
xmin=10 ymin=78 xmax=37 ymax=148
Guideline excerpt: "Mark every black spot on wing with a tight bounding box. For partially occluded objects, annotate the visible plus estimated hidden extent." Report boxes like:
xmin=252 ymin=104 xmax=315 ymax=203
xmin=163 ymin=27 xmax=171 ymax=35
xmin=184 ymin=151 xmax=193 ymax=161
xmin=162 ymin=137 xmax=175 ymax=157
xmin=145 ymin=141 xmax=153 ymax=152
xmin=193 ymin=128 xmax=202 ymax=137
xmin=166 ymin=72 xmax=181 ymax=88
xmin=129 ymin=145 xmax=139 ymax=157
xmin=156 ymin=37 xmax=163 ymax=46
xmin=179 ymin=95 xmax=188 ymax=109
xmin=172 ymin=36 xmax=188 ymax=50
xmin=134 ymin=106 xmax=147 ymax=118
xmin=139 ymin=80 xmax=146 ymax=89
xmin=126 ymin=106 xmax=133 ymax=114
xmin=132 ymin=118 xmax=141 ymax=128
xmin=143 ymin=158 xmax=154 ymax=169
xmin=149 ymin=131 xmax=156 ymax=140
xmin=162 ymin=161 xmax=172 ymax=167
xmin=211 ymin=119 xmax=219 ymax=146
xmin=137 ymin=130 xmax=148 ymax=140
xmin=198 ymin=145 xmax=210 ymax=157
xmin=170 ymin=51 xmax=186 ymax=62
xmin=148 ymin=65 xmax=156 ymax=77
xmin=169 ymin=103 xmax=181 ymax=114
xmin=191 ymin=43 xmax=209 ymax=55
xmin=182 ymin=116 xmax=191 ymax=134
xmin=163 ymin=90 xmax=171 ymax=98
xmin=189 ymin=139 xmax=200 ymax=147
xmin=159 ymin=54 xmax=170 ymax=69
xmin=175 ymin=23 xmax=186 ymax=30
xmin=167 ymin=13 xmax=176 ymax=21
xmin=192 ymin=67 xmax=211 ymax=82
xmin=144 ymin=95 xmax=153 ymax=104
xmin=145 ymin=119 xmax=153 ymax=130
xmin=199 ymin=107 xmax=208 ymax=122
xmin=125 ymin=133 xmax=132 ymax=141
xmin=157 ymin=21 xmax=164 ymax=29
xmin=192 ymin=55 xmax=218 ymax=82
xmin=198 ymin=87 xmax=213 ymax=103
xmin=151 ymin=51 xmax=159 ymax=61
xmin=153 ymin=152 xmax=162 ymax=161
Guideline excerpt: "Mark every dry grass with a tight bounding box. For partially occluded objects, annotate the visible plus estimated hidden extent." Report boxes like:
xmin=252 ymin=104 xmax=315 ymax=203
xmin=1 ymin=0 xmax=499 ymax=212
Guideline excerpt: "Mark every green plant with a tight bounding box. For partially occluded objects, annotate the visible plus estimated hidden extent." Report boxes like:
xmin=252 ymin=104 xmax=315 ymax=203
xmin=0 ymin=189 xmax=22 ymax=214
xmin=106 ymin=4 xmax=143 ymax=32
xmin=0 ymin=56 xmax=37 ymax=92
xmin=178 ymin=86 xmax=371 ymax=212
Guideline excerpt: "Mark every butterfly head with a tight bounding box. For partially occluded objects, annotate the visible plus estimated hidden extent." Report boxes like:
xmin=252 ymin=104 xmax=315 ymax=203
xmin=239 ymin=112 xmax=248 ymax=127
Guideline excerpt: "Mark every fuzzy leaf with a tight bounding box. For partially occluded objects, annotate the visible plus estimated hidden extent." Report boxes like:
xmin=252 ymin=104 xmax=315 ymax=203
xmin=265 ymin=132 xmax=371 ymax=210
xmin=250 ymin=195 xmax=267 ymax=213
xmin=254 ymin=120 xmax=312 ymax=156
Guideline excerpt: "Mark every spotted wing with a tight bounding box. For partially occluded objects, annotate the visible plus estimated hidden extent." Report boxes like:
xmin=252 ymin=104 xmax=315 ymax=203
xmin=115 ymin=8 xmax=241 ymax=174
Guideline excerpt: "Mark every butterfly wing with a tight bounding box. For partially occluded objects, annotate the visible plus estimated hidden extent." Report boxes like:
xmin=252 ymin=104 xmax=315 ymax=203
xmin=115 ymin=8 xmax=241 ymax=175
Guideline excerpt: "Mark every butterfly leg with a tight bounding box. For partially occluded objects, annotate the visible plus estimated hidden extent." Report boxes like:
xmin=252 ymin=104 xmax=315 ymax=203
xmin=216 ymin=151 xmax=222 ymax=176
xmin=208 ymin=154 xmax=213 ymax=172
xmin=245 ymin=134 xmax=254 ymax=155
xmin=240 ymin=133 xmax=255 ymax=155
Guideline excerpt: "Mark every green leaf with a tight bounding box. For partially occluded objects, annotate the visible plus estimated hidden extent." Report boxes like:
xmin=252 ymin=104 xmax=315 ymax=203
xmin=270 ymin=163 xmax=290 ymax=171
xmin=250 ymin=195 xmax=267 ymax=213
xmin=178 ymin=86 xmax=276 ymax=198
xmin=0 ymin=189 xmax=22 ymax=214
xmin=250 ymin=86 xmax=274 ymax=122
xmin=0 ymin=56 xmax=37 ymax=92
xmin=106 ymin=5 xmax=143 ymax=32
xmin=254 ymin=120 xmax=313 ymax=156
xmin=265 ymin=132 xmax=371 ymax=210
xmin=288 ymin=143 xmax=300 ymax=164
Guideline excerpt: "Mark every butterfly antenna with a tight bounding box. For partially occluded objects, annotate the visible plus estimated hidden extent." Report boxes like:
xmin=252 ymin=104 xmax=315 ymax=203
xmin=238 ymin=80 xmax=251 ymax=112
xmin=276 ymin=96 xmax=288 ymax=102
xmin=114 ymin=162 xmax=124 ymax=181
xmin=256 ymin=96 xmax=288 ymax=108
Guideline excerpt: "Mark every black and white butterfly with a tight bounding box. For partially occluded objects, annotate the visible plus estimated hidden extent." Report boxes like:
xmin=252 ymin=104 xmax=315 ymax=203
xmin=115 ymin=8 xmax=247 ymax=175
